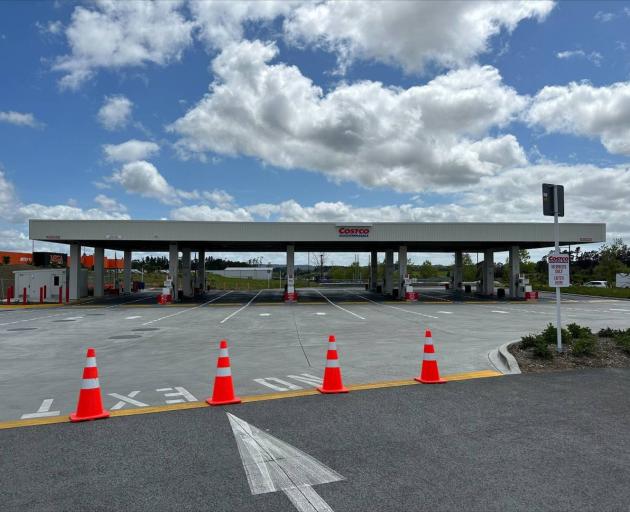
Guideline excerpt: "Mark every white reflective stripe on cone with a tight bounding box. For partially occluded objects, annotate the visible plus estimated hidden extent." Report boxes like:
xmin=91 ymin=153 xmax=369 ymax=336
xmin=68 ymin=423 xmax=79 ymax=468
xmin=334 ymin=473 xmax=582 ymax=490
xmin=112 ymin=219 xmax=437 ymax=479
xmin=423 ymin=353 xmax=437 ymax=361
xmin=216 ymin=367 xmax=232 ymax=377
xmin=328 ymin=342 xmax=337 ymax=351
xmin=85 ymin=357 xmax=96 ymax=367
xmin=82 ymin=378 xmax=100 ymax=389
xmin=424 ymin=338 xmax=433 ymax=345
xmin=326 ymin=359 xmax=340 ymax=368
xmin=219 ymin=348 xmax=229 ymax=357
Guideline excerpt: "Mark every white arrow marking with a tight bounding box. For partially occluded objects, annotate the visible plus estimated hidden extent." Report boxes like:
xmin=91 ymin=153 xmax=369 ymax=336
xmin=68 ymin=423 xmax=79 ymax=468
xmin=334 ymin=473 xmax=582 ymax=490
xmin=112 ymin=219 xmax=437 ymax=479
xmin=227 ymin=413 xmax=343 ymax=511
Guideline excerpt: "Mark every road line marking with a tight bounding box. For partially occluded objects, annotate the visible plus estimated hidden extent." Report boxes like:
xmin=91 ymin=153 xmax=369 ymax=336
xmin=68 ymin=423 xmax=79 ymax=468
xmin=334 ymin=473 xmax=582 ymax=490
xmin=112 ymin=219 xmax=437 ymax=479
xmin=315 ymin=312 xmax=326 ymax=316
xmin=220 ymin=289 xmax=263 ymax=324
xmin=610 ymin=309 xmax=630 ymax=312
xmin=287 ymin=374 xmax=323 ymax=386
xmin=227 ymin=413 xmax=343 ymax=511
xmin=437 ymin=311 xmax=453 ymax=314
xmin=125 ymin=315 xmax=142 ymax=320
xmin=20 ymin=399 xmax=60 ymax=419
xmin=259 ymin=313 xmax=271 ymax=317
xmin=254 ymin=378 xmax=303 ymax=391
xmin=109 ymin=391 xmax=148 ymax=410
xmin=491 ymin=310 xmax=509 ymax=314
xmin=355 ymin=294 xmax=438 ymax=319
xmin=0 ymin=370 xmax=503 ymax=430
xmin=312 ymin=289 xmax=365 ymax=320
xmin=142 ymin=292 xmax=232 ymax=325
xmin=0 ymin=311 xmax=74 ymax=327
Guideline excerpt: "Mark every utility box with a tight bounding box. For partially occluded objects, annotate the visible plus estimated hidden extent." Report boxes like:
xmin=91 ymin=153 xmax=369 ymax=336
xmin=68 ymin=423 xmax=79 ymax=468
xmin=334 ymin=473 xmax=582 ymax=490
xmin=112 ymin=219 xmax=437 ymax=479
xmin=13 ymin=268 xmax=88 ymax=302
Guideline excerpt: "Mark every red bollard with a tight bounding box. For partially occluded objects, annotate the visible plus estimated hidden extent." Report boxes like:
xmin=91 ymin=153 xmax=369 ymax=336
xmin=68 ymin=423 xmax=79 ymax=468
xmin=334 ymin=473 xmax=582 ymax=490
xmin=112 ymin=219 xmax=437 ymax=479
xmin=40 ymin=287 xmax=43 ymax=304
xmin=59 ymin=287 xmax=63 ymax=304
xmin=23 ymin=287 xmax=27 ymax=305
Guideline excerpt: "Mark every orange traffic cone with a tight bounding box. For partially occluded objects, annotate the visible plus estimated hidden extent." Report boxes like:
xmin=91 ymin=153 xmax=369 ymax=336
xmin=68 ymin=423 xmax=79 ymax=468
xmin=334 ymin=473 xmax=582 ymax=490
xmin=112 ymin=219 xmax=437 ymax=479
xmin=70 ymin=347 xmax=110 ymax=422
xmin=415 ymin=329 xmax=446 ymax=384
xmin=317 ymin=335 xmax=349 ymax=394
xmin=207 ymin=340 xmax=241 ymax=406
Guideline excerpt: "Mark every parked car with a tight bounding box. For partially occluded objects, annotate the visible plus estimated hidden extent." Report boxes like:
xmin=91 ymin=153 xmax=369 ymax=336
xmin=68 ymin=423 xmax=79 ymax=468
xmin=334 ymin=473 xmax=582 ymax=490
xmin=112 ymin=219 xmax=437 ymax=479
xmin=583 ymin=280 xmax=608 ymax=288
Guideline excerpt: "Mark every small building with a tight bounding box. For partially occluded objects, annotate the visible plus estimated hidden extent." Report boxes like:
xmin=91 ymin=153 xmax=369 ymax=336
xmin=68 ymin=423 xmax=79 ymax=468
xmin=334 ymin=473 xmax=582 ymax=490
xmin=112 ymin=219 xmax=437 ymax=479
xmin=209 ymin=267 xmax=273 ymax=280
xmin=14 ymin=268 xmax=88 ymax=302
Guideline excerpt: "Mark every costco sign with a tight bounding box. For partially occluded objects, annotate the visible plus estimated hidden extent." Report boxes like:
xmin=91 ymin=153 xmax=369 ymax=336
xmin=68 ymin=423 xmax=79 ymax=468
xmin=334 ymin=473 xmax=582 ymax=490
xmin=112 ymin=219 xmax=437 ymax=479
xmin=337 ymin=226 xmax=370 ymax=238
xmin=548 ymin=253 xmax=570 ymax=287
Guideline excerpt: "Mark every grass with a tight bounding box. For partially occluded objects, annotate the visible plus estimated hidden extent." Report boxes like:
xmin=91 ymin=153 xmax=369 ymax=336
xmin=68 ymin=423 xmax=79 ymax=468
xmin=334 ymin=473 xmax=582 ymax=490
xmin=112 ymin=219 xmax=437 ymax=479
xmin=538 ymin=285 xmax=630 ymax=299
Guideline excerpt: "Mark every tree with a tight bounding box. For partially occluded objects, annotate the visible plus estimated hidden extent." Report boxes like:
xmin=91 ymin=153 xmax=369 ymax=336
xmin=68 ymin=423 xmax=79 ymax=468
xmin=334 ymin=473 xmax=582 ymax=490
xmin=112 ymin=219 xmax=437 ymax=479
xmin=596 ymin=238 xmax=630 ymax=286
xmin=310 ymin=253 xmax=328 ymax=281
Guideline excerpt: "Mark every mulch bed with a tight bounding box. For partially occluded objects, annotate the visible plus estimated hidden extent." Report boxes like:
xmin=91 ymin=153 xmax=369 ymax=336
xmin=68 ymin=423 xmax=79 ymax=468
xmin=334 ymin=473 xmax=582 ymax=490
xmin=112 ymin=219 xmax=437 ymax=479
xmin=509 ymin=336 xmax=630 ymax=373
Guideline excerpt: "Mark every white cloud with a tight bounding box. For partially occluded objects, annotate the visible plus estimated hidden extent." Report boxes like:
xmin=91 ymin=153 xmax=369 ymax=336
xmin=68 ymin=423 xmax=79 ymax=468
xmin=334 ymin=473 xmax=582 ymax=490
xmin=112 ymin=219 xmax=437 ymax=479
xmin=526 ymin=80 xmax=630 ymax=156
xmin=16 ymin=203 xmax=129 ymax=222
xmin=36 ymin=20 xmax=63 ymax=35
xmin=110 ymin=161 xmax=175 ymax=204
xmin=169 ymin=40 xmax=527 ymax=192
xmin=0 ymin=111 xmax=43 ymax=128
xmin=170 ymin=204 xmax=253 ymax=222
xmin=284 ymin=1 xmax=554 ymax=73
xmin=97 ymin=95 xmax=133 ymax=131
xmin=190 ymin=0 xmax=297 ymax=49
xmin=0 ymin=170 xmax=17 ymax=210
xmin=594 ymin=11 xmax=615 ymax=23
xmin=556 ymin=50 xmax=602 ymax=66
xmin=103 ymin=139 xmax=159 ymax=162
xmin=202 ymin=189 xmax=234 ymax=208
xmin=53 ymin=0 xmax=194 ymax=89
xmin=94 ymin=194 xmax=127 ymax=213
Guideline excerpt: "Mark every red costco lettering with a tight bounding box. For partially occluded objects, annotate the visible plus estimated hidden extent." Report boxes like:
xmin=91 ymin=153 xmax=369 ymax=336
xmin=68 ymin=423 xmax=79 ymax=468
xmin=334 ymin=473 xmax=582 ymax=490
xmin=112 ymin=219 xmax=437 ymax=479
xmin=338 ymin=227 xmax=369 ymax=236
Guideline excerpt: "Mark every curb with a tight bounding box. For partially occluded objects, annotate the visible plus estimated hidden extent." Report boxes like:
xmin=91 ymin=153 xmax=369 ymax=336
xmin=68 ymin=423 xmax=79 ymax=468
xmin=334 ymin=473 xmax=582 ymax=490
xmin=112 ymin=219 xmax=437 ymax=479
xmin=488 ymin=339 xmax=522 ymax=375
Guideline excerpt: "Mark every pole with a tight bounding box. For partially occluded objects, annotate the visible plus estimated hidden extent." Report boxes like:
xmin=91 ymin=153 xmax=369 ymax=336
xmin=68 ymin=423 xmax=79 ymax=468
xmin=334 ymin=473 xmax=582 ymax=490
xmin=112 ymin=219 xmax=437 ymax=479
xmin=554 ymin=185 xmax=562 ymax=353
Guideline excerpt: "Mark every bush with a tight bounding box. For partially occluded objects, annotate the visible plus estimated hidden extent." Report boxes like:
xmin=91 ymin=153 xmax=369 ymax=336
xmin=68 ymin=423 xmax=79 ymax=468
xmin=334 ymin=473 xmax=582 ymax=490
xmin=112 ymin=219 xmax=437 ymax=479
xmin=541 ymin=323 xmax=571 ymax=345
xmin=598 ymin=327 xmax=625 ymax=338
xmin=566 ymin=323 xmax=592 ymax=339
xmin=571 ymin=336 xmax=598 ymax=357
xmin=520 ymin=334 xmax=538 ymax=350
xmin=532 ymin=336 xmax=553 ymax=359
xmin=615 ymin=334 xmax=630 ymax=355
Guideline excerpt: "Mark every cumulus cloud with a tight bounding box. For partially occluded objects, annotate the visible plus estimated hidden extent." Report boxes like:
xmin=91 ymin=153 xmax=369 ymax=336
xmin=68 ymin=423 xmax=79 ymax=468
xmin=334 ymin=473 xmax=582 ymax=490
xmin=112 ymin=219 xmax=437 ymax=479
xmin=97 ymin=95 xmax=133 ymax=131
xmin=16 ymin=203 xmax=129 ymax=222
xmin=284 ymin=1 xmax=554 ymax=73
xmin=94 ymin=194 xmax=127 ymax=213
xmin=526 ymin=80 xmax=630 ymax=155
xmin=103 ymin=139 xmax=159 ymax=162
xmin=53 ymin=0 xmax=194 ymax=89
xmin=0 ymin=111 xmax=43 ymax=128
xmin=169 ymin=40 xmax=526 ymax=192
xmin=170 ymin=204 xmax=253 ymax=222
xmin=556 ymin=50 xmax=602 ymax=66
xmin=0 ymin=170 xmax=17 ymax=210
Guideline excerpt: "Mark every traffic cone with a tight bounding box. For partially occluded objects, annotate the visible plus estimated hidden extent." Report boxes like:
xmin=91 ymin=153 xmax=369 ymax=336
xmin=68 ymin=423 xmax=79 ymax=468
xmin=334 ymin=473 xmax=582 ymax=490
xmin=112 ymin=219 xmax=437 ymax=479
xmin=317 ymin=335 xmax=349 ymax=394
xmin=415 ymin=329 xmax=446 ymax=384
xmin=207 ymin=340 xmax=241 ymax=406
xmin=69 ymin=348 xmax=110 ymax=422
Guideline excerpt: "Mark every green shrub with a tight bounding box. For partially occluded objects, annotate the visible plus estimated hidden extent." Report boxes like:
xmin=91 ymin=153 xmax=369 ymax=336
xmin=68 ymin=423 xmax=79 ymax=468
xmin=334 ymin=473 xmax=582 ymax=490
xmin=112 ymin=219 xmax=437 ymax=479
xmin=520 ymin=334 xmax=538 ymax=349
xmin=571 ymin=336 xmax=598 ymax=357
xmin=533 ymin=336 xmax=553 ymax=359
xmin=598 ymin=327 xmax=625 ymax=338
xmin=541 ymin=323 xmax=571 ymax=345
xmin=615 ymin=334 xmax=630 ymax=355
xmin=566 ymin=323 xmax=592 ymax=339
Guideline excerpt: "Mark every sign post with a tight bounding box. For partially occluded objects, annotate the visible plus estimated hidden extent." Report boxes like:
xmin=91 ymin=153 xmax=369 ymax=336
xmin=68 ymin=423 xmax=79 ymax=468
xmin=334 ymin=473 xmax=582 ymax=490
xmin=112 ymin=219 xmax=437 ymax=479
xmin=543 ymin=184 xmax=566 ymax=353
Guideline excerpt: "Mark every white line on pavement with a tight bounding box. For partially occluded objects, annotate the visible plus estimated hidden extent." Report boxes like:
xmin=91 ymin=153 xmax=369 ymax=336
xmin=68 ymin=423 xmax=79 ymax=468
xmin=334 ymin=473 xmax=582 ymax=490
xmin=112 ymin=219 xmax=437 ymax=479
xmin=315 ymin=312 xmax=326 ymax=316
xmin=313 ymin=289 xmax=365 ymax=320
xmin=220 ymin=290 xmax=263 ymax=324
xmin=355 ymin=294 xmax=439 ymax=319
xmin=125 ymin=315 xmax=142 ymax=320
xmin=0 ymin=311 xmax=74 ymax=327
xmin=142 ymin=292 xmax=232 ymax=326
xmin=259 ymin=313 xmax=271 ymax=317
xmin=20 ymin=399 xmax=60 ymax=419
xmin=610 ymin=309 xmax=630 ymax=312
xmin=437 ymin=311 xmax=453 ymax=314
xmin=491 ymin=310 xmax=509 ymax=314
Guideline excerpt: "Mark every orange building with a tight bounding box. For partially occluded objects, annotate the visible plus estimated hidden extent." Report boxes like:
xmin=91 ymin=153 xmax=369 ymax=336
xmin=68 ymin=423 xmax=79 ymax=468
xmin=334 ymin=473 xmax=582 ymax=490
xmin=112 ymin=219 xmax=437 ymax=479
xmin=80 ymin=254 xmax=124 ymax=270
xmin=0 ymin=251 xmax=33 ymax=265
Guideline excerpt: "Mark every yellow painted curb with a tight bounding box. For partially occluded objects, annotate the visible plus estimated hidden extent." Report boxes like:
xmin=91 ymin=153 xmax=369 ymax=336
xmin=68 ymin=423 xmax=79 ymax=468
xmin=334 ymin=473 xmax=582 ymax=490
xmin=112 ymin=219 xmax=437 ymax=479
xmin=0 ymin=369 xmax=502 ymax=430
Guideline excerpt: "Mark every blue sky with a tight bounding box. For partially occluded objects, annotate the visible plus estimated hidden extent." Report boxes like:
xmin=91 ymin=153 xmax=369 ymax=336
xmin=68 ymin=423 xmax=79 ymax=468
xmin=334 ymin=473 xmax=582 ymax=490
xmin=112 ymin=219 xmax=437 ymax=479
xmin=1 ymin=1 xmax=629 ymax=264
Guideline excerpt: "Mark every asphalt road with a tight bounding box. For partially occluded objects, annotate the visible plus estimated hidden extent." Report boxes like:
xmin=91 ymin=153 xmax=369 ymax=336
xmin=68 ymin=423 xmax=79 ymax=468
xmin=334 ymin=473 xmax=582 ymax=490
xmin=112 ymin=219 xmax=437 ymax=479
xmin=2 ymin=368 xmax=630 ymax=511
xmin=2 ymin=287 xmax=630 ymax=422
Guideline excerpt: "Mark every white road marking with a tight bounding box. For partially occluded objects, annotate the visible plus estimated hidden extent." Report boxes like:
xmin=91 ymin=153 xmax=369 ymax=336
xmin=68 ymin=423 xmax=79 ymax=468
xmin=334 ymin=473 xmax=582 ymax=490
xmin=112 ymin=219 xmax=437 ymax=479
xmin=259 ymin=313 xmax=271 ymax=317
xmin=142 ymin=291 xmax=232 ymax=326
xmin=156 ymin=386 xmax=197 ymax=404
xmin=356 ymin=294 xmax=439 ymax=319
xmin=64 ymin=316 xmax=84 ymax=320
xmin=227 ymin=413 xmax=343 ymax=512
xmin=312 ymin=289 xmax=365 ymax=320
xmin=491 ymin=310 xmax=509 ymax=314
xmin=287 ymin=374 xmax=323 ymax=386
xmin=220 ymin=290 xmax=264 ymax=324
xmin=610 ymin=309 xmax=630 ymax=312
xmin=437 ymin=311 xmax=453 ymax=314
xmin=254 ymin=378 xmax=303 ymax=391
xmin=125 ymin=315 xmax=142 ymax=320
xmin=109 ymin=391 xmax=148 ymax=410
xmin=315 ymin=312 xmax=326 ymax=316
xmin=0 ymin=311 xmax=74 ymax=327
xmin=20 ymin=399 xmax=60 ymax=419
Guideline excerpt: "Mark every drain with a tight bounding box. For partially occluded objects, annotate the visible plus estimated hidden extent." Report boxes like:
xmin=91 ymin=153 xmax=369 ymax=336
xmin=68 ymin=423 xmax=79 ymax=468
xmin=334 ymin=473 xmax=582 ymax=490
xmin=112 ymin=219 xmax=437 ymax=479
xmin=109 ymin=334 xmax=142 ymax=340
xmin=7 ymin=327 xmax=37 ymax=331
xmin=132 ymin=327 xmax=159 ymax=332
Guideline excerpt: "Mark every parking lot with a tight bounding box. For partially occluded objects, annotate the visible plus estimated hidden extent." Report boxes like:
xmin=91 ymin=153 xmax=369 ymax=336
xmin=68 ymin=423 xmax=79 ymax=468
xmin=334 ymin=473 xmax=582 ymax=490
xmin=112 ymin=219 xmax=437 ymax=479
xmin=2 ymin=287 xmax=629 ymax=423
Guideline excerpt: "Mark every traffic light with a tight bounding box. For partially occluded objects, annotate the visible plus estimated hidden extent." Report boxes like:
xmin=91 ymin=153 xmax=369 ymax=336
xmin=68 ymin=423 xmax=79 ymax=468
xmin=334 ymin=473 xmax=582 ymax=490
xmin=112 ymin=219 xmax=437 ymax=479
xmin=542 ymin=183 xmax=564 ymax=217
